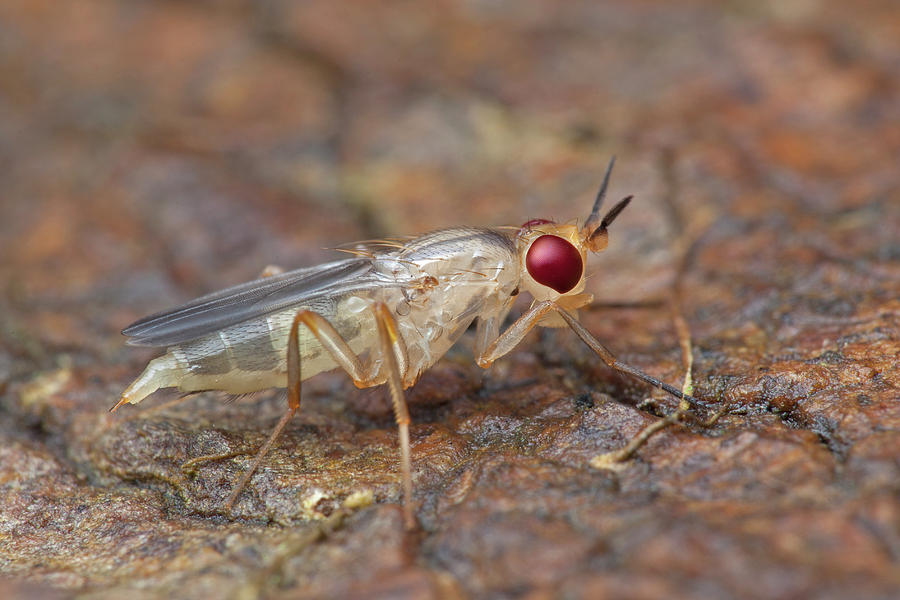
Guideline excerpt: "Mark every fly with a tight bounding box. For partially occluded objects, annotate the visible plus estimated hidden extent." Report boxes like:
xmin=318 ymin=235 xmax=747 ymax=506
xmin=115 ymin=158 xmax=710 ymax=528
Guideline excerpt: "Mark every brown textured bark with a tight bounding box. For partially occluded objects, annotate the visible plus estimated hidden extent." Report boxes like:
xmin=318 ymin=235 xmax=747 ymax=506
xmin=0 ymin=1 xmax=897 ymax=598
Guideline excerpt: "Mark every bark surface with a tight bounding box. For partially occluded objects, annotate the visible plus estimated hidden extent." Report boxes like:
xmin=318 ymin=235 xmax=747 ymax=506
xmin=0 ymin=1 xmax=897 ymax=598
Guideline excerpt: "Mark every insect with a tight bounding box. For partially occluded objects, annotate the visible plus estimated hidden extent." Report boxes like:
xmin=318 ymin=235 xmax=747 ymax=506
xmin=115 ymin=158 xmax=709 ymax=528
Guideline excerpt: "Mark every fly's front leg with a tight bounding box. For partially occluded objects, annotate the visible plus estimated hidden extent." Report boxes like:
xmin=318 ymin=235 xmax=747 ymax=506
xmin=475 ymin=301 xmax=717 ymax=468
xmin=552 ymin=307 xmax=730 ymax=467
xmin=476 ymin=301 xmax=557 ymax=368
xmin=476 ymin=301 xmax=712 ymax=410
xmin=224 ymin=309 xmax=368 ymax=514
xmin=554 ymin=308 xmax=711 ymax=411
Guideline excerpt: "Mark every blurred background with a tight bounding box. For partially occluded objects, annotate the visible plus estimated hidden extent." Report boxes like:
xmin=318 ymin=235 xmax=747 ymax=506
xmin=0 ymin=1 xmax=897 ymax=598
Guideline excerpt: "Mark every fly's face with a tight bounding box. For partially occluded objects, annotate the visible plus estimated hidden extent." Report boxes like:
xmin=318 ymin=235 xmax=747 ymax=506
xmin=516 ymin=157 xmax=633 ymax=315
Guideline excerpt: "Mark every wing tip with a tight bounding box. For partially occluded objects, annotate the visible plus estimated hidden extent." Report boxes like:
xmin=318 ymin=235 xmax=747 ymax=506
xmin=123 ymin=333 xmax=160 ymax=347
xmin=122 ymin=321 xmax=166 ymax=347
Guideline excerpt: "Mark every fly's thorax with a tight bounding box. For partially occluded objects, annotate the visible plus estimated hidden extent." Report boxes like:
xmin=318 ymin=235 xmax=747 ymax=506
xmin=373 ymin=227 xmax=521 ymax=384
xmin=384 ymin=227 xmax=521 ymax=299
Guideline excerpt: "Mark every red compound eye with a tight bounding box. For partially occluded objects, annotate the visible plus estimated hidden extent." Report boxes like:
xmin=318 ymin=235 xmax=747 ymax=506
xmin=525 ymin=235 xmax=583 ymax=293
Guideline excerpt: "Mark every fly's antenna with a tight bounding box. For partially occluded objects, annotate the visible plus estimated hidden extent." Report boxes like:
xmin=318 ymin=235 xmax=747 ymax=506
xmin=582 ymin=156 xmax=616 ymax=236
xmin=581 ymin=157 xmax=633 ymax=252
xmin=599 ymin=195 xmax=633 ymax=231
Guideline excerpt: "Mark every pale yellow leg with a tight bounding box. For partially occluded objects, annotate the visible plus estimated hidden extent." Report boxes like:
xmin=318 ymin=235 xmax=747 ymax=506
xmin=371 ymin=302 xmax=415 ymax=530
xmin=474 ymin=302 xmax=717 ymax=469
xmin=224 ymin=303 xmax=416 ymax=529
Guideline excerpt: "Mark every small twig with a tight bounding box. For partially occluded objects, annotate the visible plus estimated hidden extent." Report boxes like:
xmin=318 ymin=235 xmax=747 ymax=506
xmin=181 ymin=450 xmax=249 ymax=476
xmin=590 ymin=412 xmax=683 ymax=468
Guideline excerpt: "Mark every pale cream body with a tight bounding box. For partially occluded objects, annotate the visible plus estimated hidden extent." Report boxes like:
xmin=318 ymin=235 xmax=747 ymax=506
xmin=122 ymin=227 xmax=523 ymax=404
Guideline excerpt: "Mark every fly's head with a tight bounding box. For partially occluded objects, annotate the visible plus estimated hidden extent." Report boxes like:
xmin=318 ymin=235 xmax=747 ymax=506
xmin=516 ymin=219 xmax=587 ymax=304
xmin=516 ymin=157 xmax=633 ymax=317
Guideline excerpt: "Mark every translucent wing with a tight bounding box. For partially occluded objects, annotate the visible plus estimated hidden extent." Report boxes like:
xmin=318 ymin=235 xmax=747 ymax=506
xmin=122 ymin=258 xmax=378 ymax=347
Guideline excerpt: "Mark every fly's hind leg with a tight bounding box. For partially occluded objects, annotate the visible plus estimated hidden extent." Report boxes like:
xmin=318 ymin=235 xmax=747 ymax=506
xmin=224 ymin=309 xmax=368 ymax=514
xmin=224 ymin=302 xmax=417 ymax=529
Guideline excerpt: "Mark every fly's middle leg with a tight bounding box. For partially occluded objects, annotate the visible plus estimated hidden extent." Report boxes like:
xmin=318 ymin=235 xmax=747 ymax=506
xmin=371 ymin=302 xmax=415 ymax=530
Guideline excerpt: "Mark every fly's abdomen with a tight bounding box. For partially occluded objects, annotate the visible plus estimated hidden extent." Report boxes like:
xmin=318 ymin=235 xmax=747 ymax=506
xmin=121 ymin=300 xmax=371 ymax=404
xmin=122 ymin=315 xmax=290 ymax=403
